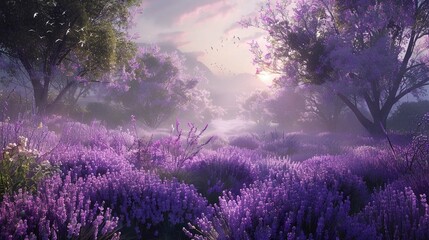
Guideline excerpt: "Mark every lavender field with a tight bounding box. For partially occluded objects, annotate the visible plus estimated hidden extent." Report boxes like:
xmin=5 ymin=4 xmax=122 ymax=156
xmin=1 ymin=0 xmax=429 ymax=239
xmin=0 ymin=114 xmax=428 ymax=239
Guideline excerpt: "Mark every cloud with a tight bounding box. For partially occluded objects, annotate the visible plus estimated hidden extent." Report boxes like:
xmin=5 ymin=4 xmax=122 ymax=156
xmin=178 ymin=1 xmax=236 ymax=24
xmin=224 ymin=22 xmax=241 ymax=35
xmin=240 ymin=32 xmax=266 ymax=42
xmin=186 ymin=51 xmax=206 ymax=59
xmin=157 ymin=31 xmax=190 ymax=47
xmin=140 ymin=0 xmax=228 ymax=26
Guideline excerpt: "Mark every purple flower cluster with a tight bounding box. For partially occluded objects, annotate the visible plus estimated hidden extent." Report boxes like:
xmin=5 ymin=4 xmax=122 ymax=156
xmin=0 ymin=175 xmax=119 ymax=240
xmin=359 ymin=186 xmax=429 ymax=239
xmin=49 ymin=145 xmax=133 ymax=179
xmin=0 ymin=169 xmax=212 ymax=239
xmin=59 ymin=121 xmax=134 ymax=153
xmin=298 ymin=155 xmax=370 ymax=212
xmin=79 ymin=170 xmax=212 ymax=238
xmin=186 ymin=171 xmax=376 ymax=239
xmin=175 ymin=147 xmax=259 ymax=203
xmin=344 ymin=145 xmax=406 ymax=190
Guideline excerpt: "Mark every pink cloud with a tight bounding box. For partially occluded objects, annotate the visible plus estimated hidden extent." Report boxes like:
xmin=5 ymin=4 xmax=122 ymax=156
xmin=178 ymin=1 xmax=236 ymax=25
xmin=157 ymin=31 xmax=190 ymax=47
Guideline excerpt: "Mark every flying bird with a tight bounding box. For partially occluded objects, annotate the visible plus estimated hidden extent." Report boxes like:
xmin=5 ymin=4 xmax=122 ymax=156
xmin=33 ymin=12 xmax=38 ymax=18
xmin=62 ymin=11 xmax=67 ymax=15
xmin=55 ymin=39 xmax=62 ymax=43
xmin=28 ymin=29 xmax=35 ymax=32
xmin=39 ymin=35 xmax=45 ymax=39
xmin=66 ymin=29 xmax=71 ymax=35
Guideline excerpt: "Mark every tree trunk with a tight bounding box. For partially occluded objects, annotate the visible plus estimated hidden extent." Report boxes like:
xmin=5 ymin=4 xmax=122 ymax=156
xmin=337 ymin=93 xmax=388 ymax=136
xmin=29 ymin=68 xmax=77 ymax=115
xmin=31 ymin=78 xmax=49 ymax=114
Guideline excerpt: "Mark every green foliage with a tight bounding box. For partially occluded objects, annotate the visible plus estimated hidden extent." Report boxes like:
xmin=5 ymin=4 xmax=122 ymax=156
xmin=388 ymin=101 xmax=429 ymax=132
xmin=0 ymin=136 xmax=55 ymax=199
xmin=0 ymin=0 xmax=142 ymax=112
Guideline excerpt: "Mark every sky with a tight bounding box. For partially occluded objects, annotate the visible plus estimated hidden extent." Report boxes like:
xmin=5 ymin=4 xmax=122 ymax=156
xmin=130 ymin=0 xmax=267 ymax=76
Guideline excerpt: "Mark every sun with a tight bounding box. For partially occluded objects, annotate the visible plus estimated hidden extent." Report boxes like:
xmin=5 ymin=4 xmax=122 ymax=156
xmin=257 ymin=71 xmax=276 ymax=86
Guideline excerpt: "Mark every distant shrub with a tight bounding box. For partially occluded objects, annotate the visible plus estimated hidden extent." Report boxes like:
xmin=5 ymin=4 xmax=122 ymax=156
xmin=173 ymin=148 xmax=258 ymax=203
xmin=261 ymin=135 xmax=299 ymax=157
xmin=314 ymin=132 xmax=344 ymax=154
xmin=229 ymin=134 xmax=260 ymax=150
xmin=85 ymin=102 xmax=128 ymax=127
xmin=388 ymin=101 xmax=429 ymax=133
xmin=395 ymin=113 xmax=429 ymax=173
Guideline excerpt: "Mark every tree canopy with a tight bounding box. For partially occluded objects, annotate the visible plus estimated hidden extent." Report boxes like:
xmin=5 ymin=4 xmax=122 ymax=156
xmin=244 ymin=0 xmax=429 ymax=135
xmin=0 ymin=0 xmax=141 ymax=113
xmin=107 ymin=46 xmax=220 ymax=128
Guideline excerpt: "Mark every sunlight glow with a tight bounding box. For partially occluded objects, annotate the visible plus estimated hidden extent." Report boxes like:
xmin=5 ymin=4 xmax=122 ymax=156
xmin=257 ymin=71 xmax=276 ymax=86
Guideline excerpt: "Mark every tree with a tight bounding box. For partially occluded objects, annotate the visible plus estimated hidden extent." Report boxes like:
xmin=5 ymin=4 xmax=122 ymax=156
xmin=239 ymin=90 xmax=272 ymax=125
xmin=177 ymin=88 xmax=225 ymax=126
xmin=240 ymin=85 xmax=343 ymax=131
xmin=243 ymin=0 xmax=429 ymax=135
xmin=263 ymin=88 xmax=306 ymax=130
xmin=298 ymin=84 xmax=346 ymax=131
xmin=108 ymin=46 xmax=206 ymax=128
xmin=0 ymin=0 xmax=141 ymax=113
